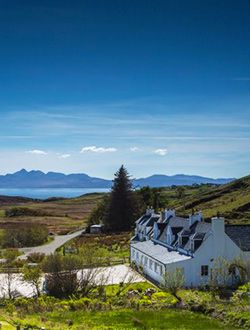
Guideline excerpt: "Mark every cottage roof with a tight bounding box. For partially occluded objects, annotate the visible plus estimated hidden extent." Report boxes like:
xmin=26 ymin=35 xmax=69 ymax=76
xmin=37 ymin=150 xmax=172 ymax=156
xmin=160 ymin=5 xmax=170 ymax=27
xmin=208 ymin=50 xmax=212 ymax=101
xmin=131 ymin=240 xmax=191 ymax=265
xmin=168 ymin=216 xmax=189 ymax=228
xmin=225 ymin=225 xmax=250 ymax=251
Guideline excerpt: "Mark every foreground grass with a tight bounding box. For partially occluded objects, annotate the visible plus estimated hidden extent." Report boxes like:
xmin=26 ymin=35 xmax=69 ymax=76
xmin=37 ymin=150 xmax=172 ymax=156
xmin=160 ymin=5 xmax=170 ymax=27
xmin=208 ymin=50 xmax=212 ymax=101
xmin=1 ymin=309 xmax=238 ymax=330
xmin=1 ymin=282 xmax=248 ymax=329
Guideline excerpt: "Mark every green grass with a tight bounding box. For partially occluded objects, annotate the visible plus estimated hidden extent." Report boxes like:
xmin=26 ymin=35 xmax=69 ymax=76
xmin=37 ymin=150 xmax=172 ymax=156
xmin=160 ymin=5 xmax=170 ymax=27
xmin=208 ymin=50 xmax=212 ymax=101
xmin=1 ymin=282 xmax=248 ymax=329
xmin=8 ymin=309 xmax=238 ymax=330
xmin=60 ymin=232 xmax=131 ymax=265
xmin=155 ymin=176 xmax=250 ymax=224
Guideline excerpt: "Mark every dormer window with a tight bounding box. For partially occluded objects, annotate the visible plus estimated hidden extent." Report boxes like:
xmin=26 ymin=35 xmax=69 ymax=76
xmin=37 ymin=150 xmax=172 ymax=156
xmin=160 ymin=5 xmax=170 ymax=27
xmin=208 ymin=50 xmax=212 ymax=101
xmin=178 ymin=233 xmax=189 ymax=247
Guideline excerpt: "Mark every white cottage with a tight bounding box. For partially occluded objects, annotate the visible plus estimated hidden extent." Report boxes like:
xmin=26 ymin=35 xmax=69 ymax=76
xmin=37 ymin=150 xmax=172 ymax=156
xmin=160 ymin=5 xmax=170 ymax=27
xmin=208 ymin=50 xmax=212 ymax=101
xmin=131 ymin=209 xmax=250 ymax=287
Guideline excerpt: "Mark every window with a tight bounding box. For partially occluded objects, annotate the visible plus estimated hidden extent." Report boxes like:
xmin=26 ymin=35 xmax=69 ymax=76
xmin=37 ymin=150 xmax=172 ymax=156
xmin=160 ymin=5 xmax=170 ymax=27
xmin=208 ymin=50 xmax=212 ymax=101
xmin=149 ymin=259 xmax=153 ymax=270
xmin=201 ymin=265 xmax=209 ymax=276
xmin=154 ymin=262 xmax=158 ymax=273
xmin=136 ymin=252 xmax=139 ymax=260
xmin=144 ymin=257 xmax=148 ymax=266
xmin=132 ymin=249 xmax=135 ymax=258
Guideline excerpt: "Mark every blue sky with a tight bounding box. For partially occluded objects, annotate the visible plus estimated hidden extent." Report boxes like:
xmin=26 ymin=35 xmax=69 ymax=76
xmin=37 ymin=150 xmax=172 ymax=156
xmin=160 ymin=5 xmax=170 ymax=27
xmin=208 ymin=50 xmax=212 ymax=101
xmin=0 ymin=0 xmax=250 ymax=179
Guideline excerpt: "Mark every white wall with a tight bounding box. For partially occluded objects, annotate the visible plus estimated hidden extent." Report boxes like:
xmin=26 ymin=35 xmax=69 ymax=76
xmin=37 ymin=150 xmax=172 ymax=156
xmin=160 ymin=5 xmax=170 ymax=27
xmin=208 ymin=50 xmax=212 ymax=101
xmin=131 ymin=226 xmax=249 ymax=287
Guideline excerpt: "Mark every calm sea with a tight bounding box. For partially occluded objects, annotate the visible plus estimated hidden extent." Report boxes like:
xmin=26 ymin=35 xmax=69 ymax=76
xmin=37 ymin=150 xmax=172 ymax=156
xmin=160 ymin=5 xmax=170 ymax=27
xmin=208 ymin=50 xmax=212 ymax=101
xmin=0 ymin=188 xmax=110 ymax=200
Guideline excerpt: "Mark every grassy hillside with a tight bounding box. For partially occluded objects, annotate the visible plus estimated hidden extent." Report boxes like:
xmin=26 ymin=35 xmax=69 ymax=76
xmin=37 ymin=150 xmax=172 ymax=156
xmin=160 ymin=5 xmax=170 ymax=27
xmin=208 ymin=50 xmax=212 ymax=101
xmin=160 ymin=175 xmax=250 ymax=224
xmin=0 ymin=174 xmax=249 ymax=234
xmin=0 ymin=193 xmax=105 ymax=234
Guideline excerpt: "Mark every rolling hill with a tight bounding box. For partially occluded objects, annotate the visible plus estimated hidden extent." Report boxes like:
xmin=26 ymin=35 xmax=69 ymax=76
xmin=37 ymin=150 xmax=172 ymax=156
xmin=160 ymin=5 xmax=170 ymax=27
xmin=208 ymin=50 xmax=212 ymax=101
xmin=162 ymin=175 xmax=250 ymax=224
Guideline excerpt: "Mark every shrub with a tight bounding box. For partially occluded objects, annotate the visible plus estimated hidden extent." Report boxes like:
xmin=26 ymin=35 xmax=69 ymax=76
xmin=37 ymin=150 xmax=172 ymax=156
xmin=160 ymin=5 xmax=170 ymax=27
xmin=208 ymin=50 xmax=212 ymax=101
xmin=2 ymin=224 xmax=48 ymax=248
xmin=5 ymin=207 xmax=49 ymax=217
xmin=27 ymin=252 xmax=45 ymax=263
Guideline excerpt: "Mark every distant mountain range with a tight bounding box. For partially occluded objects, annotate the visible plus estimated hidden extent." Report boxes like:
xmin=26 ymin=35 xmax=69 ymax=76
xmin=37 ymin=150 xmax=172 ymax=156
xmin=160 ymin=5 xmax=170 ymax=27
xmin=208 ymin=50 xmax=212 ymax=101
xmin=0 ymin=169 xmax=235 ymax=189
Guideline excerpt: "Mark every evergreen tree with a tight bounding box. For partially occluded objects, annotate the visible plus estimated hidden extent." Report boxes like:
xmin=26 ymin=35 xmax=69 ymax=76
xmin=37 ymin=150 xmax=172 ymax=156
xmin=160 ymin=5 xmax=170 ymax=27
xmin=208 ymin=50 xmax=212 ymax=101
xmin=104 ymin=165 xmax=137 ymax=232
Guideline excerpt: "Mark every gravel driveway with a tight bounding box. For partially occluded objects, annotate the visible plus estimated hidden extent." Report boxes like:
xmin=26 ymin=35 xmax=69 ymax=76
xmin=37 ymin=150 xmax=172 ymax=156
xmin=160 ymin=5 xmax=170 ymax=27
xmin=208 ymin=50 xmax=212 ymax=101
xmin=19 ymin=229 xmax=83 ymax=259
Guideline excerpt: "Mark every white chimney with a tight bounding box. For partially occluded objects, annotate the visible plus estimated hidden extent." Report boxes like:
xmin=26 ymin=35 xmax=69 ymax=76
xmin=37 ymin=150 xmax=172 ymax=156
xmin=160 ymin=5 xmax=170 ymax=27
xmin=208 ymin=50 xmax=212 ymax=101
xmin=165 ymin=208 xmax=175 ymax=220
xmin=146 ymin=207 xmax=154 ymax=216
xmin=211 ymin=217 xmax=225 ymax=253
xmin=189 ymin=211 xmax=203 ymax=227
xmin=160 ymin=210 xmax=165 ymax=222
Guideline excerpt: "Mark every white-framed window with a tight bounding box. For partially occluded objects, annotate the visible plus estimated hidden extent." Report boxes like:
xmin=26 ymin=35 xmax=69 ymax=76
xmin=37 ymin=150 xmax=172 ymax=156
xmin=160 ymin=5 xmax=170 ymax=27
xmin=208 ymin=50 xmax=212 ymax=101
xmin=136 ymin=252 xmax=139 ymax=260
xmin=144 ymin=257 xmax=148 ymax=266
xmin=201 ymin=265 xmax=209 ymax=276
xmin=149 ymin=259 xmax=153 ymax=270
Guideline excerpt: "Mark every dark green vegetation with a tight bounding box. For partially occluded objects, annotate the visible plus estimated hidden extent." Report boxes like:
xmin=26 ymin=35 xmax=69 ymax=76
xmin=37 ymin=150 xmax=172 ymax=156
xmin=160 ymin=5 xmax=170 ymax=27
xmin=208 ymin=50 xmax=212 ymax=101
xmin=1 ymin=223 xmax=48 ymax=248
xmin=1 ymin=282 xmax=249 ymax=329
xmin=89 ymin=166 xmax=140 ymax=232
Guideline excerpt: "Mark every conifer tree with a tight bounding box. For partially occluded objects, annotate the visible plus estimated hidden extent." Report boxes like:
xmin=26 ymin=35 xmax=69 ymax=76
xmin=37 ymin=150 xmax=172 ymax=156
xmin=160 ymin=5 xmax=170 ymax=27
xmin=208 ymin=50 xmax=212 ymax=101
xmin=104 ymin=165 xmax=137 ymax=232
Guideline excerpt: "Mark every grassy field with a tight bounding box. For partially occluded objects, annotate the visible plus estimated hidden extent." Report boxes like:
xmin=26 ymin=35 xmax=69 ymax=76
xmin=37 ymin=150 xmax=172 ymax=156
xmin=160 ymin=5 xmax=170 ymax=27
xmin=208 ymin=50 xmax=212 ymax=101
xmin=1 ymin=309 xmax=238 ymax=329
xmin=0 ymin=193 xmax=104 ymax=234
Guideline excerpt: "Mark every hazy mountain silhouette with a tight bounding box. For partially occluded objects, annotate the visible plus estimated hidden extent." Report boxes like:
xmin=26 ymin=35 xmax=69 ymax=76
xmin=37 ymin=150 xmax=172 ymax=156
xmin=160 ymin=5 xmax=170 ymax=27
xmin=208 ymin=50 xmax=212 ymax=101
xmin=0 ymin=169 xmax=235 ymax=188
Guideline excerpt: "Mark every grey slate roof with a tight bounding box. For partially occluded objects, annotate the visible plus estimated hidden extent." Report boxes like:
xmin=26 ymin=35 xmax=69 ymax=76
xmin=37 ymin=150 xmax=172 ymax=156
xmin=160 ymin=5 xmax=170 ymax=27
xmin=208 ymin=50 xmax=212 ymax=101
xmin=168 ymin=216 xmax=189 ymax=228
xmin=225 ymin=225 xmax=250 ymax=251
xmin=131 ymin=240 xmax=191 ymax=265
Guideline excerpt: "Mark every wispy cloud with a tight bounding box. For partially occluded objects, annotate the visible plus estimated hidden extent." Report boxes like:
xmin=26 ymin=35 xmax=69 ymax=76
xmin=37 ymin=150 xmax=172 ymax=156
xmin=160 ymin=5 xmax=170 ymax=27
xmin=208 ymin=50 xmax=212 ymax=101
xmin=153 ymin=148 xmax=168 ymax=156
xmin=80 ymin=146 xmax=117 ymax=153
xmin=58 ymin=154 xmax=71 ymax=159
xmin=27 ymin=149 xmax=48 ymax=155
xmin=130 ymin=146 xmax=140 ymax=152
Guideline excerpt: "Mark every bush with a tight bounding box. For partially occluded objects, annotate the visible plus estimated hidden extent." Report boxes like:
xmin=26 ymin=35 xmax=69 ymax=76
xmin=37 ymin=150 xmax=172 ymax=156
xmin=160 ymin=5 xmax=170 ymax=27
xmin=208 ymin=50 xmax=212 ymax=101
xmin=27 ymin=252 xmax=45 ymax=263
xmin=2 ymin=224 xmax=48 ymax=248
xmin=5 ymin=207 xmax=49 ymax=217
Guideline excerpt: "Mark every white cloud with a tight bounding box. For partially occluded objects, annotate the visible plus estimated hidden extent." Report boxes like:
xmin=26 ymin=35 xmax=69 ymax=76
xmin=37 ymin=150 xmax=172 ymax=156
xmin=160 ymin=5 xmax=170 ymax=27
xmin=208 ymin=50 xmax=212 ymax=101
xmin=80 ymin=146 xmax=117 ymax=153
xmin=58 ymin=154 xmax=71 ymax=159
xmin=153 ymin=148 xmax=168 ymax=156
xmin=130 ymin=146 xmax=140 ymax=152
xmin=27 ymin=149 xmax=48 ymax=155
